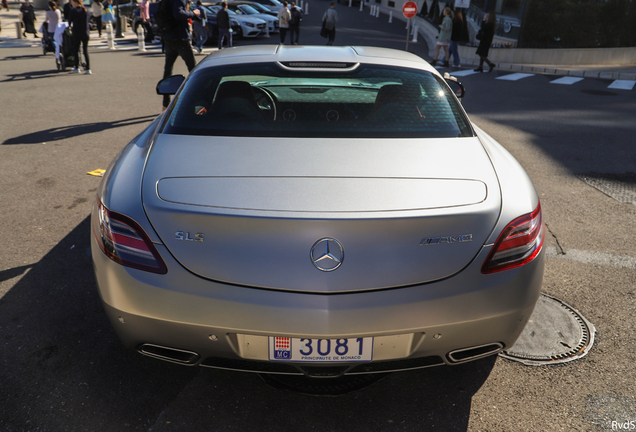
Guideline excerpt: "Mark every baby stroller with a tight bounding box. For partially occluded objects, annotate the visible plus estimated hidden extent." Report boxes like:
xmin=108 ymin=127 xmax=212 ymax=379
xmin=41 ymin=22 xmax=55 ymax=56
xmin=56 ymin=26 xmax=87 ymax=72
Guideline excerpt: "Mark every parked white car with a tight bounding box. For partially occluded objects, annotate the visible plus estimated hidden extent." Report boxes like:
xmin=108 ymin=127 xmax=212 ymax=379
xmin=209 ymin=4 xmax=267 ymax=37
xmin=228 ymin=3 xmax=279 ymax=34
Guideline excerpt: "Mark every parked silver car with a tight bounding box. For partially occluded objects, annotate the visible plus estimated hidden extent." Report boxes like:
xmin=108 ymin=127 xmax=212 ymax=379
xmin=92 ymin=45 xmax=545 ymax=378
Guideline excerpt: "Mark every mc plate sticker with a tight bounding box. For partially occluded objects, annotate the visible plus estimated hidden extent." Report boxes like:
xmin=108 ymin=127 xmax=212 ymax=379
xmin=269 ymin=337 xmax=373 ymax=362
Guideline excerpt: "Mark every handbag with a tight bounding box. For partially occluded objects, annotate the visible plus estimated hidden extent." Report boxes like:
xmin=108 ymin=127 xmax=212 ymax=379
xmin=320 ymin=22 xmax=328 ymax=38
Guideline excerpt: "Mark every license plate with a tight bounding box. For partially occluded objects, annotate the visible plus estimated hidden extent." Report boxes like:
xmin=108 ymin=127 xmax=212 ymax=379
xmin=268 ymin=337 xmax=373 ymax=362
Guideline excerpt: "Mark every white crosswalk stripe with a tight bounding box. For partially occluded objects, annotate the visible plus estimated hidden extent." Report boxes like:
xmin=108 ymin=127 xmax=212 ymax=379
xmin=449 ymin=69 xmax=481 ymax=77
xmin=608 ymin=80 xmax=636 ymax=90
xmin=496 ymin=73 xmax=534 ymax=81
xmin=550 ymin=76 xmax=584 ymax=85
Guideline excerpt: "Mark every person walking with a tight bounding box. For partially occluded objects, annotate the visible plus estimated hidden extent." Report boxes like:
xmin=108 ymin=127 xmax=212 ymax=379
xmin=20 ymin=0 xmax=38 ymax=38
xmin=192 ymin=0 xmax=207 ymax=53
xmin=138 ymin=0 xmax=152 ymax=41
xmin=448 ymin=9 xmax=467 ymax=68
xmin=68 ymin=0 xmax=91 ymax=74
xmin=277 ymin=1 xmax=290 ymax=45
xmin=322 ymin=1 xmax=337 ymax=46
xmin=431 ymin=6 xmax=452 ymax=67
xmin=216 ymin=1 xmax=231 ymax=50
xmin=44 ymin=1 xmax=62 ymax=48
xmin=101 ymin=0 xmax=116 ymax=30
xmin=474 ymin=11 xmax=497 ymax=72
xmin=162 ymin=0 xmax=201 ymax=109
xmin=289 ymin=2 xmax=301 ymax=45
xmin=91 ymin=0 xmax=102 ymax=37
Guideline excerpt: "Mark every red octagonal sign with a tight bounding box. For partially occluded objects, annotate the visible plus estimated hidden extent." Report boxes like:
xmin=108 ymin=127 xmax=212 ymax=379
xmin=403 ymin=1 xmax=417 ymax=18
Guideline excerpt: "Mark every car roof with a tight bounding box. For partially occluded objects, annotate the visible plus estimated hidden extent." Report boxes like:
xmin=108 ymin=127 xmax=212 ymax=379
xmin=198 ymin=45 xmax=437 ymax=74
xmin=201 ymin=45 xmax=439 ymax=69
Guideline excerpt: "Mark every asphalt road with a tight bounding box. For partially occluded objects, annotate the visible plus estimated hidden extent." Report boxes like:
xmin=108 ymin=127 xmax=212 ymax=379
xmin=1 ymin=4 xmax=636 ymax=431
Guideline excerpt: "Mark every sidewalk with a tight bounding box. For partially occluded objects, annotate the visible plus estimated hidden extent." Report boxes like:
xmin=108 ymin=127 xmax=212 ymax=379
xmin=0 ymin=2 xmax=138 ymax=47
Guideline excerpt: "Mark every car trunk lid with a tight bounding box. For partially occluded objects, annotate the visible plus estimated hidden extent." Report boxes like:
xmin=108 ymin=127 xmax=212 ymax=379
xmin=142 ymin=135 xmax=501 ymax=293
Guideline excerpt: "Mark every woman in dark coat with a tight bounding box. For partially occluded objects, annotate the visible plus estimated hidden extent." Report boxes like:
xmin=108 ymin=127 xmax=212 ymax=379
xmin=474 ymin=11 xmax=497 ymax=72
xmin=20 ymin=0 xmax=38 ymax=38
xmin=68 ymin=0 xmax=91 ymax=74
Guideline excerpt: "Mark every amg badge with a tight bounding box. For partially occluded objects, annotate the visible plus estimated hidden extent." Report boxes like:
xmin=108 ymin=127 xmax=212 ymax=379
xmin=420 ymin=234 xmax=473 ymax=246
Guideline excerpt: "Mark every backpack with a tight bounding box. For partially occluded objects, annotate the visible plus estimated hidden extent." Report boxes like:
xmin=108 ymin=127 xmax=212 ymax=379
xmin=154 ymin=0 xmax=176 ymax=33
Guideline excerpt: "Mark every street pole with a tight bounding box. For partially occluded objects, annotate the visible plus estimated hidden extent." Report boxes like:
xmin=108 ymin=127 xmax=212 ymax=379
xmin=405 ymin=17 xmax=410 ymax=51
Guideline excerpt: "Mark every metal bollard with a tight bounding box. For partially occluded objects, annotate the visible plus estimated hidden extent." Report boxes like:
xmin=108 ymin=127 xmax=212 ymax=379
xmin=16 ymin=22 xmax=23 ymax=39
xmin=411 ymin=25 xmax=418 ymax=42
xmin=138 ymin=25 xmax=146 ymax=51
xmin=389 ymin=11 xmax=392 ymax=22
xmin=359 ymin=0 xmax=363 ymax=11
xmin=107 ymin=22 xmax=116 ymax=50
xmin=304 ymin=2 xmax=308 ymax=14
xmin=265 ymin=20 xmax=270 ymax=38
xmin=348 ymin=0 xmax=351 ymax=6
xmin=369 ymin=4 xmax=373 ymax=15
xmin=376 ymin=6 xmax=380 ymax=17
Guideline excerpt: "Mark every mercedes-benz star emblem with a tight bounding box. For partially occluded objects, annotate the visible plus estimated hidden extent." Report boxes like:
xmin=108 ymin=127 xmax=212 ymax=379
xmin=310 ymin=238 xmax=345 ymax=272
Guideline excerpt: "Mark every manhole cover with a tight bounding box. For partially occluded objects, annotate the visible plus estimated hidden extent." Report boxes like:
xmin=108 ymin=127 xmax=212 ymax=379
xmin=259 ymin=373 xmax=385 ymax=396
xmin=577 ymin=173 xmax=636 ymax=203
xmin=499 ymin=293 xmax=596 ymax=366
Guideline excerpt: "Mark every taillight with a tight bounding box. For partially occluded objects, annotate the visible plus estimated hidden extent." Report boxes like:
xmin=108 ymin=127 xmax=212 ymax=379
xmin=93 ymin=198 xmax=167 ymax=274
xmin=482 ymin=203 xmax=544 ymax=274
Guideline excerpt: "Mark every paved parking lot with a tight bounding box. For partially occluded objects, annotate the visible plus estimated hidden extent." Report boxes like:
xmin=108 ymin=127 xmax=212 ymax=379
xmin=1 ymin=2 xmax=636 ymax=430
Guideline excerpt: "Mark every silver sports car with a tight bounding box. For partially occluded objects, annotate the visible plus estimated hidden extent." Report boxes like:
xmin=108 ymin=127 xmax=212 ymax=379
xmin=92 ymin=45 xmax=545 ymax=377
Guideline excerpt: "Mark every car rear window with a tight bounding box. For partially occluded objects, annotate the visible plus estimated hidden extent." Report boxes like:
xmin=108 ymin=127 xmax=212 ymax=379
xmin=163 ymin=62 xmax=474 ymax=138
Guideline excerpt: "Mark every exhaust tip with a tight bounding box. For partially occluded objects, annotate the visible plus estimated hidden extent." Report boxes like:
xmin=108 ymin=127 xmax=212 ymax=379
xmin=447 ymin=343 xmax=504 ymax=364
xmin=138 ymin=344 xmax=200 ymax=365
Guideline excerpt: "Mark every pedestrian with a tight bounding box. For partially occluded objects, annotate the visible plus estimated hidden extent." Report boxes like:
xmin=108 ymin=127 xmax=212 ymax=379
xmin=431 ymin=6 xmax=452 ymax=67
xmin=322 ymin=1 xmax=337 ymax=46
xmin=277 ymin=1 xmax=290 ymax=44
xmin=68 ymin=0 xmax=91 ymax=74
xmin=20 ymin=0 xmax=38 ymax=38
xmin=192 ymin=0 xmax=207 ymax=53
xmin=139 ymin=0 xmax=152 ymax=41
xmin=474 ymin=11 xmax=497 ymax=72
xmin=162 ymin=0 xmax=201 ymax=109
xmin=101 ymin=0 xmax=116 ymax=29
xmin=91 ymin=0 xmax=102 ymax=37
xmin=63 ymin=0 xmax=72 ymax=21
xmin=216 ymin=1 xmax=232 ymax=50
xmin=289 ymin=2 xmax=301 ymax=45
xmin=44 ymin=1 xmax=62 ymax=49
xmin=448 ymin=9 xmax=467 ymax=68
xmin=2 ymin=0 xmax=9 ymax=12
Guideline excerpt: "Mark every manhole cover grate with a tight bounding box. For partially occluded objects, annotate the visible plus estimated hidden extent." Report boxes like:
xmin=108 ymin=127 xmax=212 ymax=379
xmin=499 ymin=293 xmax=596 ymax=366
xmin=577 ymin=173 xmax=636 ymax=203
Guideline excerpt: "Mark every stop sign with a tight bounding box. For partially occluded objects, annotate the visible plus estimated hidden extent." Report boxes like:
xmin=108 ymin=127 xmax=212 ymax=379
xmin=403 ymin=1 xmax=417 ymax=18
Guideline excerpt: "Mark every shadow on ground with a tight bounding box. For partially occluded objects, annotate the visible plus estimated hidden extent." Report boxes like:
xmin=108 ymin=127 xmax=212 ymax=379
xmin=2 ymin=115 xmax=157 ymax=145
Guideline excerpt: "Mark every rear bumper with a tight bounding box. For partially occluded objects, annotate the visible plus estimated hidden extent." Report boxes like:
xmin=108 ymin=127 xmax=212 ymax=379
xmin=93 ymin=237 xmax=544 ymax=376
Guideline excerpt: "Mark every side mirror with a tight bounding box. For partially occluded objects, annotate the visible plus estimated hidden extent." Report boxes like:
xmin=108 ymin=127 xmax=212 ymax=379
xmin=443 ymin=72 xmax=466 ymax=99
xmin=156 ymin=75 xmax=185 ymax=96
